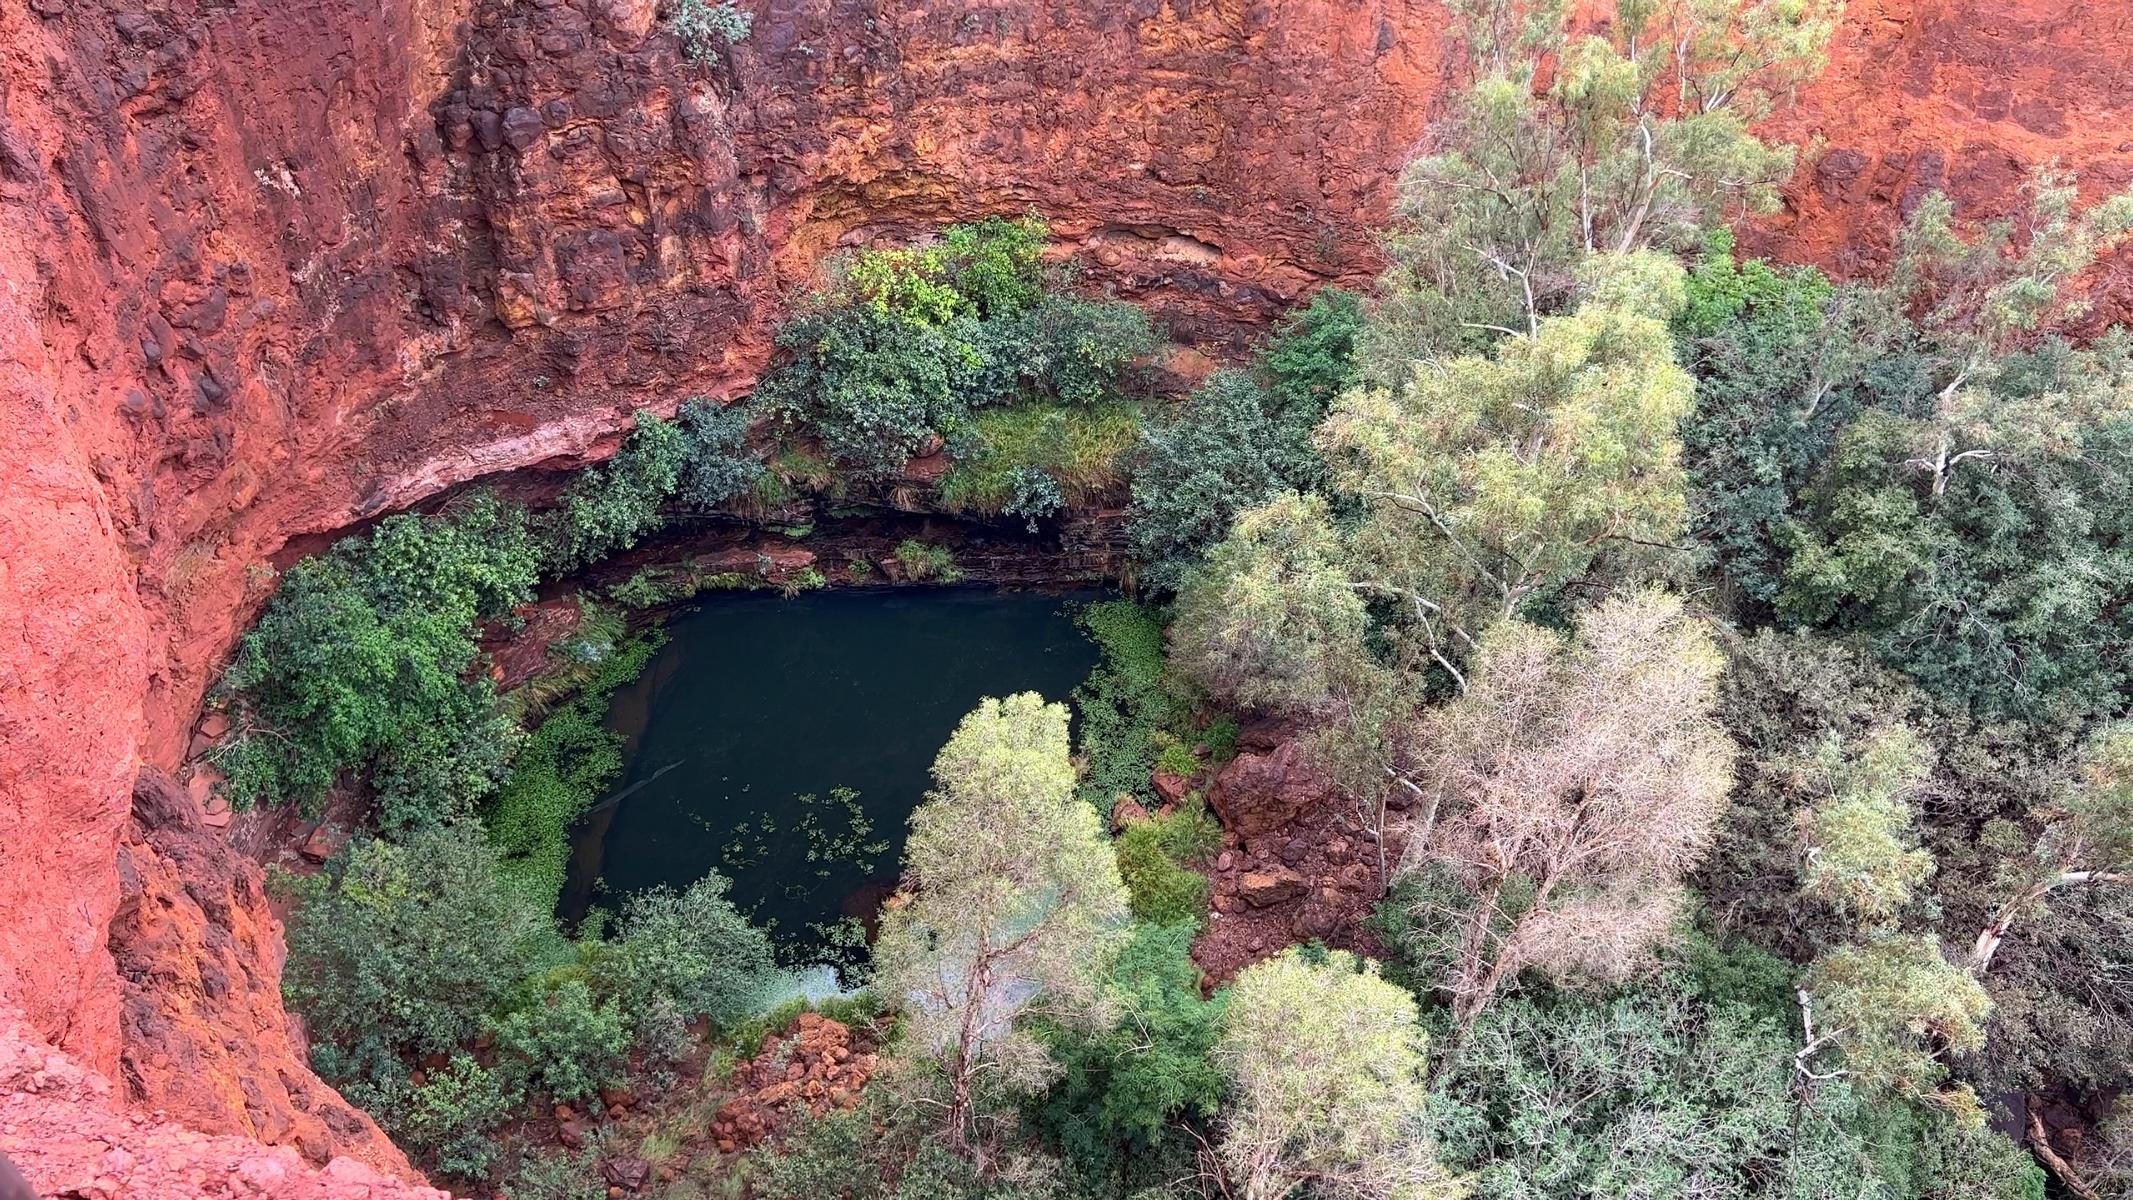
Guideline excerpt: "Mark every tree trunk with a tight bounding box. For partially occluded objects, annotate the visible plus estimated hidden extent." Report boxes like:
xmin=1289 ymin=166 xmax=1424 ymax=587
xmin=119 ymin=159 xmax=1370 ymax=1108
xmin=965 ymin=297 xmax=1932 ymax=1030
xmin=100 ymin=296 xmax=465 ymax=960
xmin=1970 ymin=870 xmax=2133 ymax=974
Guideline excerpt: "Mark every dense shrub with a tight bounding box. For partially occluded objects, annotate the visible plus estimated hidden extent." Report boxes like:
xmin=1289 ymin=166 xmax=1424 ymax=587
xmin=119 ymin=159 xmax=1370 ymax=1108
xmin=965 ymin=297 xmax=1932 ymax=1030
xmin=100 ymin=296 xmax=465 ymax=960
xmin=1129 ymin=289 xmax=1359 ymax=592
xmin=1028 ymin=922 xmax=1226 ymax=1193
xmin=1672 ymin=230 xmax=1851 ymax=607
xmin=757 ymin=303 xmax=987 ymax=475
xmin=490 ymin=979 xmax=630 ymax=1105
xmin=892 ymin=538 xmax=963 ymax=583
xmin=396 ymin=1055 xmax=518 ymax=1182
xmin=1130 ymin=370 xmax=1318 ymax=593
xmin=1430 ymin=934 xmax=2041 ymax=1200
xmin=1259 ymin=287 xmax=1364 ymax=409
xmin=1071 ymin=601 xmax=1186 ymax=816
xmin=759 ymin=216 xmax=1156 ymax=486
xmin=554 ymin=401 xmax=764 ymax=569
xmin=284 ymin=824 xmax=545 ymax=1076
xmin=591 ymin=874 xmax=783 ymax=1036
xmin=1777 ymin=400 xmax=2133 ymax=722
xmin=556 ymin=410 xmax=687 ymax=569
xmin=674 ymin=398 xmax=766 ymax=509
xmin=212 ymin=494 xmax=540 ymax=819
xmin=1113 ymin=796 xmax=1221 ymax=927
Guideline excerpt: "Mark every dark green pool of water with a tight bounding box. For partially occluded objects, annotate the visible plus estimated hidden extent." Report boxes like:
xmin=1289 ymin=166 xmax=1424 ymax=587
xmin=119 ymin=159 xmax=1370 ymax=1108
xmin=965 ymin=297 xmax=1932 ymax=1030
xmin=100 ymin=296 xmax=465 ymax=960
xmin=561 ymin=587 xmax=1102 ymax=949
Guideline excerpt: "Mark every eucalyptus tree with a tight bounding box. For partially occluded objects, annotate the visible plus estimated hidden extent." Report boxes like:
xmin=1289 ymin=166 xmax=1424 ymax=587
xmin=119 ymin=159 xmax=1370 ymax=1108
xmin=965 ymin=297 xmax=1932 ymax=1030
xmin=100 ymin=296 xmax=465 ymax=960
xmin=873 ymin=692 xmax=1131 ymax=1158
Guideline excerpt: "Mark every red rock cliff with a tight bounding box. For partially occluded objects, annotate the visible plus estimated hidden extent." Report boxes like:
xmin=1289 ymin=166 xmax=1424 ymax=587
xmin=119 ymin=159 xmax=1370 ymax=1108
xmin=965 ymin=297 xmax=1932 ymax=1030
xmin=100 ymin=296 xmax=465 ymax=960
xmin=1 ymin=0 xmax=2128 ymax=1177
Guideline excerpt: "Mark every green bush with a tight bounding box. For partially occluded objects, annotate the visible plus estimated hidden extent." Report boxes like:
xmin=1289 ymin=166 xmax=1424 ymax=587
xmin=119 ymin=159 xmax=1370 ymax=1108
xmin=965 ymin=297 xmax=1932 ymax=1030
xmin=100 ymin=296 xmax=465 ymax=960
xmin=672 ymin=0 xmax=752 ymax=59
xmin=1028 ymin=923 xmax=1225 ymax=1192
xmin=212 ymin=494 xmax=539 ymax=818
xmin=592 ymin=874 xmax=783 ymax=1036
xmin=1130 ymin=371 xmax=1318 ymax=593
xmin=282 ymin=825 xmax=545 ymax=1069
xmin=396 ymin=1055 xmax=517 ymax=1182
xmin=1777 ymin=401 xmax=2133 ymax=722
xmin=1114 ymin=796 xmax=1222 ymax=927
xmin=1071 ymin=601 xmax=1185 ymax=816
xmin=1129 ymin=290 xmax=1356 ymax=592
xmin=1259 ymin=287 xmax=1363 ymax=410
xmin=498 ymin=1148 xmax=606 ymax=1200
xmin=555 ymin=410 xmax=689 ymax=570
xmin=674 ymin=397 xmax=766 ymax=510
xmin=1114 ymin=827 xmax=1209 ymax=927
xmin=1671 ymin=230 xmax=1848 ymax=607
xmin=491 ymin=979 xmax=629 ymax=1105
xmin=757 ymin=303 xmax=986 ymax=475
xmin=758 ymin=216 xmax=1159 ymax=486
xmin=1005 ymin=293 xmax=1158 ymax=407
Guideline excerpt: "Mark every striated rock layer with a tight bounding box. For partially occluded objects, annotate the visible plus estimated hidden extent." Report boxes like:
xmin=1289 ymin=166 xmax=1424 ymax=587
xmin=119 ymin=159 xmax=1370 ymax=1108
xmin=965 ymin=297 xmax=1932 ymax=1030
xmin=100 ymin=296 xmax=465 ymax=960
xmin=1 ymin=0 xmax=2130 ymax=1176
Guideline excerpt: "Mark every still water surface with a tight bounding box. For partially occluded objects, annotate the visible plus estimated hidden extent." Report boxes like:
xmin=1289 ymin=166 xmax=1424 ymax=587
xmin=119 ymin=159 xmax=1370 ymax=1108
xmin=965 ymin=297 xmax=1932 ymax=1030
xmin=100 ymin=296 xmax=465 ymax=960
xmin=563 ymin=587 xmax=1102 ymax=947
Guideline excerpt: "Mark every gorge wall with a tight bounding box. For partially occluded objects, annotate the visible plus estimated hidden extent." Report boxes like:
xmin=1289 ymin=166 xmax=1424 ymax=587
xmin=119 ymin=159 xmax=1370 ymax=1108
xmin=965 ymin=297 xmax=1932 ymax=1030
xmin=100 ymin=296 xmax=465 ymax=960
xmin=2 ymin=0 xmax=2129 ymax=1182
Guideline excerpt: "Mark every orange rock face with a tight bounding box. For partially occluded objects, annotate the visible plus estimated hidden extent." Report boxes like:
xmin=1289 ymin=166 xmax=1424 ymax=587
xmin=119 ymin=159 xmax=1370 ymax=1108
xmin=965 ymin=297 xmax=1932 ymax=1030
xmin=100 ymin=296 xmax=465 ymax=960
xmin=2 ymin=0 xmax=2129 ymax=1175
xmin=0 ymin=1000 xmax=443 ymax=1199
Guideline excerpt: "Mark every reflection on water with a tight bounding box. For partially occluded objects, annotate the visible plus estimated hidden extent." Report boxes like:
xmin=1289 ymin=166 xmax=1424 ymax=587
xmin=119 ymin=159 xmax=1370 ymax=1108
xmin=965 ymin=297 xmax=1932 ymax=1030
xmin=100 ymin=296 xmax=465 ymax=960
xmin=562 ymin=587 xmax=1103 ymax=953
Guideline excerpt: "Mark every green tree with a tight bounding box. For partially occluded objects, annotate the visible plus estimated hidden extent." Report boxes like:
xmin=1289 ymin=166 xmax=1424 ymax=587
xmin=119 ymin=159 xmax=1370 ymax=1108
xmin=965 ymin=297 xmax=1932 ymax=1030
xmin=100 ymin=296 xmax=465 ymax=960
xmin=1969 ymin=722 xmax=2133 ymax=973
xmin=873 ymin=693 xmax=1132 ymax=1156
xmin=1217 ymin=949 xmax=1462 ymax=1200
xmin=1131 ymin=371 xmax=1317 ymax=593
xmin=284 ymin=823 xmax=543 ymax=1073
xmin=490 ymin=979 xmax=629 ymax=1105
xmin=1776 ymin=394 xmax=2133 ymax=721
xmin=1320 ymin=253 xmax=1697 ymax=684
xmin=1168 ymin=491 xmax=1369 ymax=714
xmin=1796 ymin=726 xmax=1936 ymax=923
xmin=212 ymin=494 xmax=539 ymax=818
xmin=592 ymin=872 xmax=782 ymax=1035
xmin=1374 ymin=0 xmax=1834 ymax=357
xmin=1802 ymin=933 xmax=1992 ymax=1106
xmin=1029 ymin=923 xmax=1227 ymax=1191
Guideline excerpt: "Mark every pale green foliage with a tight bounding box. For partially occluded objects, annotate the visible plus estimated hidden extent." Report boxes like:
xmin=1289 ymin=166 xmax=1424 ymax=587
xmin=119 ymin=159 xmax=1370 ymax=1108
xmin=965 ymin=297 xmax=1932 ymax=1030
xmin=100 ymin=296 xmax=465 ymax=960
xmin=1797 ymin=726 xmax=1936 ymax=922
xmin=672 ymin=0 xmax=752 ymax=61
xmin=1861 ymin=170 xmax=2133 ymax=507
xmin=874 ymin=693 xmax=1131 ymax=1149
xmin=2053 ymin=722 xmax=2133 ymax=871
xmin=1320 ymin=254 xmax=1696 ymax=666
xmin=1411 ymin=590 xmax=1735 ymax=1023
xmin=1898 ymin=169 xmax=2133 ymax=356
xmin=1805 ymin=934 xmax=1992 ymax=1103
xmin=1217 ymin=949 xmax=1463 ymax=1200
xmin=1379 ymin=0 xmax=1834 ymax=352
xmin=1169 ymin=492 xmax=1369 ymax=714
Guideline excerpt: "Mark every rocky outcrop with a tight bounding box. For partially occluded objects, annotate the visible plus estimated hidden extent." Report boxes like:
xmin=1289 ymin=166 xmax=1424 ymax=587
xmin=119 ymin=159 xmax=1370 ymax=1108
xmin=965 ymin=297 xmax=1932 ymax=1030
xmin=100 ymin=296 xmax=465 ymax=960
xmin=710 ymin=1013 xmax=877 ymax=1153
xmin=1208 ymin=735 xmax=1337 ymax=838
xmin=0 ymin=1002 xmax=446 ymax=1200
xmin=4 ymin=0 xmax=2133 ymax=1174
xmin=112 ymin=771 xmax=414 ymax=1176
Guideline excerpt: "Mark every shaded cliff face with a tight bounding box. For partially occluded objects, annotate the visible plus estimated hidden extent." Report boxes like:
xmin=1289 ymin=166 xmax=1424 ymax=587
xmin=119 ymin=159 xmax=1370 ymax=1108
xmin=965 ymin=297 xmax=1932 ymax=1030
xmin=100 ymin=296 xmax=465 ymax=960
xmin=1 ymin=0 xmax=2130 ymax=1176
